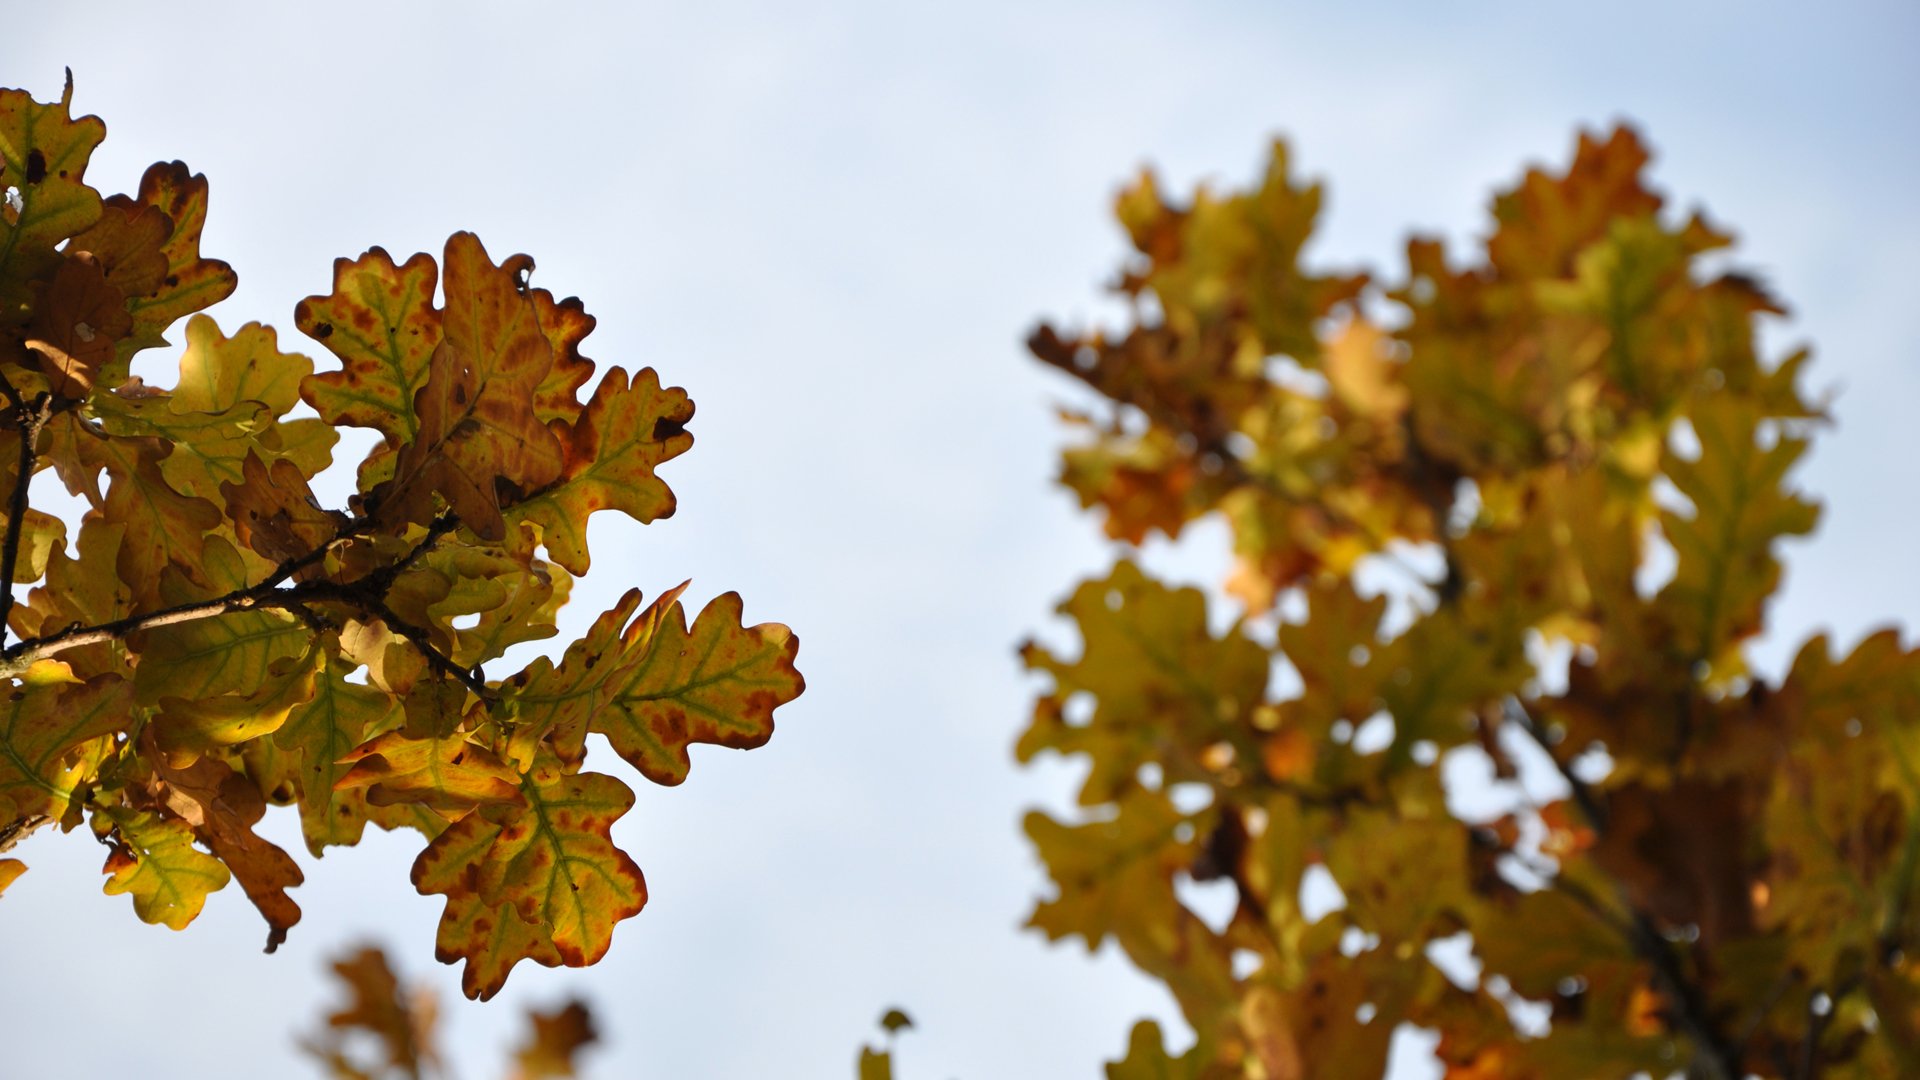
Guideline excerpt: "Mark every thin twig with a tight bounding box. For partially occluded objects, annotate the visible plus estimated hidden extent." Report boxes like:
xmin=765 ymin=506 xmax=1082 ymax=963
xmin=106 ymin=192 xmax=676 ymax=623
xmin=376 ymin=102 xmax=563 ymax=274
xmin=365 ymin=513 xmax=460 ymax=590
xmin=367 ymin=597 xmax=493 ymax=703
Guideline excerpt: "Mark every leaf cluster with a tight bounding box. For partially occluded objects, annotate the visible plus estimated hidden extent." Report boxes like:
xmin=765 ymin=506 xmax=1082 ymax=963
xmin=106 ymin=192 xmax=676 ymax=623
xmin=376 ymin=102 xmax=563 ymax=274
xmin=1026 ymin=128 xmax=1913 ymax=1077
xmin=0 ymin=75 xmax=804 ymax=997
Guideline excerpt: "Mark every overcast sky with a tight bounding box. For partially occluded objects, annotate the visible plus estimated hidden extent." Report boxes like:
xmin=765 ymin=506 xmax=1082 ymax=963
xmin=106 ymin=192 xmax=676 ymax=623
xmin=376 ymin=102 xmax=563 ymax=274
xmin=3 ymin=2 xmax=1917 ymax=1077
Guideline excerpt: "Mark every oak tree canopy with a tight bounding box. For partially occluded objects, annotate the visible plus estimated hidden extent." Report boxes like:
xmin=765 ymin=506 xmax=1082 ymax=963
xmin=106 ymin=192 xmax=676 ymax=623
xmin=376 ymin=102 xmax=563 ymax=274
xmin=1024 ymin=127 xmax=1909 ymax=1078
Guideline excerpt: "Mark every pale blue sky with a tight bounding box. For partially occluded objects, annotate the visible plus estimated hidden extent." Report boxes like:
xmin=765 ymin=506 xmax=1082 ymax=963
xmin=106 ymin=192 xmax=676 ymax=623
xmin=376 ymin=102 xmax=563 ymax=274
xmin=3 ymin=2 xmax=1917 ymax=1077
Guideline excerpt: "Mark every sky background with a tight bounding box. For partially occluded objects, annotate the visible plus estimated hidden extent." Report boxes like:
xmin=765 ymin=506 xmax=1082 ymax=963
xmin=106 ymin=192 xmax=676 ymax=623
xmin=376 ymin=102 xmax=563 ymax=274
xmin=3 ymin=2 xmax=1918 ymax=1077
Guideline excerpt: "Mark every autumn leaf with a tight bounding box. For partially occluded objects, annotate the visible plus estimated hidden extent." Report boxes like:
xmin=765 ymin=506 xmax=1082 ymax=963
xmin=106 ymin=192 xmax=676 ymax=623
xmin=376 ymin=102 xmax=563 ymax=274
xmin=314 ymin=946 xmax=439 ymax=1079
xmin=132 ymin=537 xmax=309 ymax=704
xmin=12 ymin=516 xmax=130 ymax=676
xmin=221 ymin=453 xmax=345 ymax=569
xmin=334 ymin=730 xmax=525 ymax=815
xmin=97 ymin=806 xmax=230 ymax=930
xmin=506 ymin=587 xmax=803 ymax=785
xmin=0 ymin=503 xmax=65 ymax=585
xmin=0 ymin=76 xmax=107 ymax=319
xmin=1025 ymin=790 xmax=1205 ymax=953
xmin=114 ymin=161 xmax=238 ymax=358
xmin=510 ymin=1000 xmax=598 ymax=1080
xmin=0 ymin=670 xmax=130 ymax=823
xmin=529 ymin=288 xmax=597 ymax=423
xmin=64 ymin=198 xmax=168 ymax=303
xmin=24 ymin=252 xmax=131 ymax=397
xmin=384 ymin=544 xmax=569 ymax=668
xmin=411 ymin=752 xmax=646 ymax=999
xmin=1657 ymin=394 xmax=1819 ymax=679
xmin=151 ymin=643 xmax=323 ymax=764
xmin=1019 ymin=560 xmax=1268 ymax=803
xmin=503 ymin=365 xmax=692 ymax=574
xmin=95 ymin=432 xmax=221 ymax=604
xmin=264 ymin=656 xmax=404 ymax=855
xmin=858 ymin=1047 xmax=894 ymax=1080
xmin=91 ymin=390 xmax=275 ymax=502
xmin=369 ymin=232 xmax=565 ymax=538
xmin=1105 ymin=1020 xmax=1207 ymax=1080
xmin=152 ymin=748 xmax=306 ymax=949
xmin=1488 ymin=126 xmax=1662 ymax=281
xmin=297 ymin=246 xmax=442 ymax=486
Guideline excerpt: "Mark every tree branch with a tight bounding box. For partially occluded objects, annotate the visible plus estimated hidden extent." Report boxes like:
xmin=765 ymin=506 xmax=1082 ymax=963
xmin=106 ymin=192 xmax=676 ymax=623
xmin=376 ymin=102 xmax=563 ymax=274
xmin=0 ymin=580 xmax=328 ymax=679
xmin=1506 ymin=697 xmax=1742 ymax=1080
xmin=0 ymin=812 xmax=46 ymax=854
xmin=0 ymin=513 xmax=480 ymax=700
xmin=0 ymin=371 xmax=51 ymax=647
xmin=1503 ymin=696 xmax=1608 ymax=832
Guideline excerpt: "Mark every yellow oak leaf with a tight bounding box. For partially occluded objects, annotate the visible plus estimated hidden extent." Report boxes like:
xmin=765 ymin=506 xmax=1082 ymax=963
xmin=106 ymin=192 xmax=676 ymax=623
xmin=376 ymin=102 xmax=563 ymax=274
xmin=0 ymin=76 xmax=107 ymax=320
xmin=98 ymin=806 xmax=230 ymax=930
xmin=506 ymin=586 xmax=803 ymax=785
xmin=0 ymin=674 xmax=129 ymax=823
xmin=334 ymin=730 xmax=525 ymax=814
xmin=510 ymin=1000 xmax=597 ymax=1080
xmin=373 ymin=233 xmax=565 ymax=539
xmin=114 ymin=161 xmax=237 ymax=358
xmin=410 ymin=752 xmax=646 ymax=1000
xmin=503 ymin=365 xmax=692 ymax=574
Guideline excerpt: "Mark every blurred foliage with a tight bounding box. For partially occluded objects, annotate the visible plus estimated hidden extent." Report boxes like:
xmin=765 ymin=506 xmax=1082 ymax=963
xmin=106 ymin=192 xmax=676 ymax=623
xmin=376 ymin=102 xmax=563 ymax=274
xmin=856 ymin=1007 xmax=915 ymax=1080
xmin=1025 ymin=126 xmax=1914 ymax=1078
xmin=305 ymin=944 xmax=597 ymax=1080
xmin=0 ymin=74 xmax=803 ymax=997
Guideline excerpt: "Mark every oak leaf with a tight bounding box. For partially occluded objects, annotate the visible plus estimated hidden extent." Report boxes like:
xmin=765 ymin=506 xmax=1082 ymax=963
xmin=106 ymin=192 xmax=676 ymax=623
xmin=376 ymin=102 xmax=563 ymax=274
xmin=411 ymin=752 xmax=646 ymax=999
xmin=507 ymin=586 xmax=803 ymax=785
xmin=334 ymin=729 xmax=525 ymax=815
xmin=510 ymin=1000 xmax=598 ymax=1080
xmin=152 ymin=747 xmax=306 ymax=950
xmin=0 ymin=76 xmax=107 ymax=319
xmin=114 ymin=161 xmax=237 ymax=358
xmin=0 ymin=671 xmax=130 ymax=823
xmin=502 ymin=365 xmax=692 ymax=574
xmin=97 ymin=806 xmax=230 ymax=930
